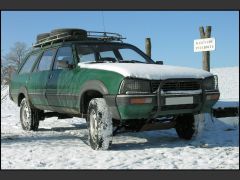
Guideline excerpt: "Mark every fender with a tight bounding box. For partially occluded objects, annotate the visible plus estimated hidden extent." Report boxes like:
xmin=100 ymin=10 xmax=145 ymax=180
xmin=18 ymin=86 xmax=34 ymax=108
xmin=78 ymin=80 xmax=109 ymax=112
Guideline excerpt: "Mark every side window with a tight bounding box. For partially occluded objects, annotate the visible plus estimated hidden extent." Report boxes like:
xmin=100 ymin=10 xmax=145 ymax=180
xmin=37 ymin=49 xmax=56 ymax=71
xmin=99 ymin=51 xmax=116 ymax=59
xmin=77 ymin=46 xmax=96 ymax=63
xmin=79 ymin=53 xmax=95 ymax=63
xmin=53 ymin=47 xmax=73 ymax=69
xmin=19 ymin=53 xmax=40 ymax=74
xmin=119 ymin=48 xmax=146 ymax=62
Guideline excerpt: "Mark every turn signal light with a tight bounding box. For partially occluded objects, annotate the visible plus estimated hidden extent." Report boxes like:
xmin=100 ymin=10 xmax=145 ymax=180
xmin=206 ymin=94 xmax=220 ymax=100
xmin=130 ymin=97 xmax=152 ymax=104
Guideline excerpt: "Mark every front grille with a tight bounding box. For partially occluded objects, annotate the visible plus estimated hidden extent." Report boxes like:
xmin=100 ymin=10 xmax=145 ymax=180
xmin=151 ymin=81 xmax=161 ymax=92
xmin=151 ymin=80 xmax=200 ymax=92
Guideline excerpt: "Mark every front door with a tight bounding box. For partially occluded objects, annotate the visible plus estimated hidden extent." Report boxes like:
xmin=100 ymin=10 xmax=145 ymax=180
xmin=45 ymin=46 xmax=77 ymax=109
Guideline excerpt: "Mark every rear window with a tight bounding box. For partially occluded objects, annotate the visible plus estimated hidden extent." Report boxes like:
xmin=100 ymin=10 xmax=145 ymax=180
xmin=19 ymin=53 xmax=40 ymax=74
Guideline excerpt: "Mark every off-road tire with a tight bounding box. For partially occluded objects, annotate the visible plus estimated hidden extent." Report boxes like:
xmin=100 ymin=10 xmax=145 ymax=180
xmin=50 ymin=28 xmax=87 ymax=40
xmin=36 ymin=33 xmax=50 ymax=43
xmin=20 ymin=98 xmax=41 ymax=131
xmin=87 ymin=98 xmax=113 ymax=150
xmin=175 ymin=114 xmax=195 ymax=140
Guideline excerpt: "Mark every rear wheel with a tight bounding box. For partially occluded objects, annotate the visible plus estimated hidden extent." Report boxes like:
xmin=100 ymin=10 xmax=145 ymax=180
xmin=87 ymin=98 xmax=113 ymax=150
xmin=175 ymin=114 xmax=195 ymax=140
xmin=20 ymin=98 xmax=41 ymax=131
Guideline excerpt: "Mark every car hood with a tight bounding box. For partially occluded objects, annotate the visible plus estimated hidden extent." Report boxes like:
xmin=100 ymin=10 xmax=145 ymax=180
xmin=78 ymin=63 xmax=213 ymax=80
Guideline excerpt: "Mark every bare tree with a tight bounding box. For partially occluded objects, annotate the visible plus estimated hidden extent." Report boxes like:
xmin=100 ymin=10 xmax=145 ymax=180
xmin=1 ymin=49 xmax=6 ymax=84
xmin=2 ymin=42 xmax=30 ymax=84
xmin=5 ymin=42 xmax=29 ymax=69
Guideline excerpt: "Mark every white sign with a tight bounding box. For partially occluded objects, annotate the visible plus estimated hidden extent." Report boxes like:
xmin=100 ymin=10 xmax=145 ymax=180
xmin=194 ymin=38 xmax=215 ymax=52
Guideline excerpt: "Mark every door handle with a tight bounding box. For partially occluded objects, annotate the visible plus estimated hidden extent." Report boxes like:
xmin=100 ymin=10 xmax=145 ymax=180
xmin=49 ymin=74 xmax=53 ymax=79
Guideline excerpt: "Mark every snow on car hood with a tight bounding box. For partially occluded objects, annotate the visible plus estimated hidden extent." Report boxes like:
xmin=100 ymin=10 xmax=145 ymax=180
xmin=78 ymin=62 xmax=213 ymax=80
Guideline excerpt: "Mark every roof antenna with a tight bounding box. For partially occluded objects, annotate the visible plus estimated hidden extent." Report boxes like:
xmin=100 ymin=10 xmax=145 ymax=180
xmin=101 ymin=11 xmax=106 ymax=36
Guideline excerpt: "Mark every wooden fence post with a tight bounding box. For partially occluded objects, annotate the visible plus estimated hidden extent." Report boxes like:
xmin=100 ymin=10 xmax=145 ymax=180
xmin=145 ymin=38 xmax=151 ymax=58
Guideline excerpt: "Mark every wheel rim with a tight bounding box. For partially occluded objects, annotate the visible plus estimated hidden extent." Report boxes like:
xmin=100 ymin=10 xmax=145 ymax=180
xmin=89 ymin=109 xmax=98 ymax=142
xmin=21 ymin=100 xmax=31 ymax=129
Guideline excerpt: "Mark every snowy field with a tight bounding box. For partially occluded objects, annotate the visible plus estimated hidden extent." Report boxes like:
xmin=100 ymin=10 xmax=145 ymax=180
xmin=1 ymin=67 xmax=239 ymax=169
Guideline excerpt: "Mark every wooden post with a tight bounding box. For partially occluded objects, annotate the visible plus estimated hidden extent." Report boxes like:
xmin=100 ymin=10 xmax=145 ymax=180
xmin=145 ymin=38 xmax=151 ymax=58
xmin=199 ymin=26 xmax=211 ymax=72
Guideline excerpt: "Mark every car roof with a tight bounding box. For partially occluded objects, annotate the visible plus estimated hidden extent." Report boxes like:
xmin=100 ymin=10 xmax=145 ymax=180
xmin=31 ymin=41 xmax=133 ymax=53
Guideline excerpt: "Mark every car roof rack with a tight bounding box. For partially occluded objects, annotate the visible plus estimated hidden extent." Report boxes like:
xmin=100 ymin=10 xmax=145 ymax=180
xmin=33 ymin=30 xmax=126 ymax=48
xmin=33 ymin=32 xmax=72 ymax=48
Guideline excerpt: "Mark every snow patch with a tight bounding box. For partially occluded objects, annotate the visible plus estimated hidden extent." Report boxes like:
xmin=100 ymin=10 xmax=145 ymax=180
xmin=78 ymin=63 xmax=213 ymax=80
xmin=194 ymin=113 xmax=206 ymax=137
xmin=211 ymin=67 xmax=239 ymax=100
xmin=1 ymin=66 xmax=239 ymax=169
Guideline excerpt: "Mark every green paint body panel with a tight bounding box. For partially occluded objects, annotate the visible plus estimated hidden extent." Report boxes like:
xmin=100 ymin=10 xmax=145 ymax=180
xmin=118 ymin=104 xmax=155 ymax=120
xmin=10 ymin=65 xmax=124 ymax=110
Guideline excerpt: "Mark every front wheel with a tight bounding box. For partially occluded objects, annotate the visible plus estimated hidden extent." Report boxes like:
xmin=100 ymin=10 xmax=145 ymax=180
xmin=87 ymin=98 xmax=113 ymax=150
xmin=20 ymin=98 xmax=41 ymax=131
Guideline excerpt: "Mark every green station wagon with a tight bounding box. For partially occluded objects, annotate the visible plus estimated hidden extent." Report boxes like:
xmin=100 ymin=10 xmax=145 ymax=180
xmin=9 ymin=28 xmax=220 ymax=150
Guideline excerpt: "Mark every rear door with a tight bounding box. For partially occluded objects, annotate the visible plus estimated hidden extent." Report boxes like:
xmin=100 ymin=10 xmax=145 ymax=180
xmin=28 ymin=48 xmax=57 ymax=106
xmin=10 ymin=53 xmax=40 ymax=102
xmin=45 ymin=46 xmax=77 ymax=109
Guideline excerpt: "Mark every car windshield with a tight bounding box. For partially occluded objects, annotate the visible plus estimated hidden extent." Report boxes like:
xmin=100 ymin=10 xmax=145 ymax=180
xmin=76 ymin=43 xmax=153 ymax=64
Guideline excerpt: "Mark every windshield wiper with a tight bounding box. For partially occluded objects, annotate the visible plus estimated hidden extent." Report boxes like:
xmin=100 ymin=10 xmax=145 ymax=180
xmin=119 ymin=60 xmax=145 ymax=63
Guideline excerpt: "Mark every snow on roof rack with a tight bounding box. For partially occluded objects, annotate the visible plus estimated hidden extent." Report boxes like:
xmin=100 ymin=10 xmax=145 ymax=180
xmin=33 ymin=30 xmax=126 ymax=48
xmin=87 ymin=31 xmax=126 ymax=42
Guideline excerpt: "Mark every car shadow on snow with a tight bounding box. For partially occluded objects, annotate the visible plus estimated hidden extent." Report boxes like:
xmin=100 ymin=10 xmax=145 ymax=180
xmin=38 ymin=123 xmax=87 ymax=132
xmin=1 ymin=134 xmax=85 ymax=144
xmin=110 ymin=120 xmax=239 ymax=151
xmin=110 ymin=130 xmax=189 ymax=151
xmin=1 ymin=123 xmax=89 ymax=145
xmin=1 ymin=119 xmax=238 ymax=150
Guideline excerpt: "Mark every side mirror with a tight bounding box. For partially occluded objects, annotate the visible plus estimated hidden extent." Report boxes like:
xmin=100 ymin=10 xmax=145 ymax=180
xmin=57 ymin=57 xmax=74 ymax=69
xmin=57 ymin=60 xmax=71 ymax=69
xmin=155 ymin=61 xmax=163 ymax=65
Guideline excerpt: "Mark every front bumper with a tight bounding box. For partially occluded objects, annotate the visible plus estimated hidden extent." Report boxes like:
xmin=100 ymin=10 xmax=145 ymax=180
xmin=104 ymin=82 xmax=220 ymax=121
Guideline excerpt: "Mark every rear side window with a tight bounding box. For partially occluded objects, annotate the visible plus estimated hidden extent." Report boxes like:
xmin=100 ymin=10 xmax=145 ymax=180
xmin=37 ymin=49 xmax=56 ymax=71
xmin=19 ymin=53 xmax=40 ymax=74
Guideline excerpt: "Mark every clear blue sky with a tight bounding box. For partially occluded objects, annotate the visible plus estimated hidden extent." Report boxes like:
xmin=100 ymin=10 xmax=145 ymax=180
xmin=1 ymin=11 xmax=239 ymax=68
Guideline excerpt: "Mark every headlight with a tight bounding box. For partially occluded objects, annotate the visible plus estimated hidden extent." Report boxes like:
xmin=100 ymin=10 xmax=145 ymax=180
xmin=119 ymin=79 xmax=151 ymax=94
xmin=204 ymin=75 xmax=218 ymax=90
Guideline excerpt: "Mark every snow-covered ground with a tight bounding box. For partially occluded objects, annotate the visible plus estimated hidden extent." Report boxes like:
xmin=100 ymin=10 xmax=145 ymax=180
xmin=211 ymin=67 xmax=239 ymax=100
xmin=1 ymin=67 xmax=239 ymax=169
